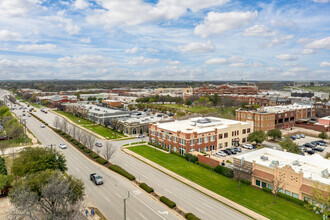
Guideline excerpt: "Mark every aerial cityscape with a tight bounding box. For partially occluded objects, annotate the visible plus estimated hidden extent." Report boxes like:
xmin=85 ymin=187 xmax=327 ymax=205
xmin=0 ymin=0 xmax=329 ymax=220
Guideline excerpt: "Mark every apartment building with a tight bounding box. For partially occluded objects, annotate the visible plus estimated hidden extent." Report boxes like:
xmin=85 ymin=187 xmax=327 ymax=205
xmin=233 ymin=148 xmax=330 ymax=202
xmin=236 ymin=104 xmax=316 ymax=131
xmin=149 ymin=117 xmax=253 ymax=155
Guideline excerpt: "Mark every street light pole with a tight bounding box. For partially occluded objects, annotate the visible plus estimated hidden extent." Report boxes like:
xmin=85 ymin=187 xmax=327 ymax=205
xmin=123 ymin=191 xmax=130 ymax=220
xmin=22 ymin=119 xmax=27 ymax=145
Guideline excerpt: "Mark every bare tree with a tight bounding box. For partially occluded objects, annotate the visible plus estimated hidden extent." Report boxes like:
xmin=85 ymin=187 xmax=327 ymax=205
xmin=62 ymin=119 xmax=68 ymax=134
xmin=53 ymin=116 xmax=60 ymax=129
xmin=85 ymin=133 xmax=96 ymax=150
xmin=110 ymin=118 xmax=121 ymax=131
xmin=102 ymin=142 xmax=116 ymax=161
xmin=71 ymin=125 xmax=77 ymax=140
xmin=272 ymin=176 xmax=285 ymax=204
xmin=75 ymin=129 xmax=84 ymax=143
xmin=67 ymin=125 xmax=73 ymax=137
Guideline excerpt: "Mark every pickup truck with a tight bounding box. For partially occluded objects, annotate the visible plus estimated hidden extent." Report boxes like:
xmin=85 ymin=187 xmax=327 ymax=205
xmin=90 ymin=173 xmax=103 ymax=185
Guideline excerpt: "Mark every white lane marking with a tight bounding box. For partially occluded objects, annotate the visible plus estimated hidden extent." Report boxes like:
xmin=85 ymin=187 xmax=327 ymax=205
xmin=130 ymin=193 xmax=166 ymax=220
xmin=115 ymin=192 xmax=121 ymax=198
xmin=132 ymin=189 xmax=141 ymax=196
xmin=157 ymin=211 xmax=168 ymax=215
xmin=195 ymin=207 xmax=205 ymax=214
xmin=139 ymin=213 xmax=147 ymax=220
xmin=105 ymin=196 xmax=110 ymax=202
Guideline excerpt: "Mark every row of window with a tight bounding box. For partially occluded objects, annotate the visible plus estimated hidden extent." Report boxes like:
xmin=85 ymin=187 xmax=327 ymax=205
xmin=255 ymin=179 xmax=299 ymax=199
xmin=150 ymin=139 xmax=216 ymax=154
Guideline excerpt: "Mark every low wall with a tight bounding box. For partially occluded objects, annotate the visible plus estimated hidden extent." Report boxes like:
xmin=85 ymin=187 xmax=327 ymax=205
xmin=198 ymin=155 xmax=219 ymax=167
xmin=295 ymin=122 xmax=328 ymax=132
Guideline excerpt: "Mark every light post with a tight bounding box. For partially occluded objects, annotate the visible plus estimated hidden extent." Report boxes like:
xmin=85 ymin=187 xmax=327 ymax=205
xmin=123 ymin=191 xmax=130 ymax=220
xmin=47 ymin=144 xmax=56 ymax=151
xmin=22 ymin=119 xmax=27 ymax=145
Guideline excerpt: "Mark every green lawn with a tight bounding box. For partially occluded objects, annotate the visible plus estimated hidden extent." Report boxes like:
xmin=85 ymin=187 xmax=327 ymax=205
xmin=1 ymin=136 xmax=33 ymax=148
xmin=129 ymin=145 xmax=319 ymax=220
xmin=54 ymin=110 xmax=126 ymax=139
xmin=299 ymin=86 xmax=330 ymax=93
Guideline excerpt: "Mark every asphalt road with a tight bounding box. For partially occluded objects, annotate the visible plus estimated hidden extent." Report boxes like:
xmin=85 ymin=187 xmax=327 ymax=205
xmin=2 ymin=92 xmax=179 ymax=220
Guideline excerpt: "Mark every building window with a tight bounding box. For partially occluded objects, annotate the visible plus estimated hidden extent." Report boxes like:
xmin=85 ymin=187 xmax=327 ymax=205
xmin=237 ymin=130 xmax=239 ymax=135
xmin=268 ymin=184 xmax=273 ymax=190
xmin=168 ymin=135 xmax=171 ymax=141
xmin=278 ymin=188 xmax=283 ymax=193
xmin=256 ymin=179 xmax=260 ymax=186
xmin=224 ymin=133 xmax=228 ymax=138
xmin=162 ymin=133 xmax=166 ymax=139
xmin=218 ymin=143 xmax=223 ymax=149
xmin=191 ymin=139 xmax=195 ymax=146
xmin=225 ymin=142 xmax=228 ymax=147
xmin=204 ymin=137 xmax=209 ymax=143
xmin=262 ymin=182 xmax=267 ymax=188
xmin=232 ymin=131 xmax=234 ymax=136
xmin=285 ymin=190 xmax=291 ymax=196
xmin=157 ymin=132 xmax=160 ymax=137
xmin=304 ymin=197 xmax=310 ymax=202
xmin=133 ymin=128 xmax=137 ymax=134
xmin=179 ymin=147 xmax=186 ymax=155
xmin=204 ymin=147 xmax=208 ymax=152
xmin=173 ymin=136 xmax=177 ymax=142
xmin=173 ymin=147 xmax=177 ymax=152
xmin=211 ymin=135 xmax=215 ymax=141
xmin=242 ymin=138 xmax=246 ymax=143
xmin=247 ymin=128 xmax=251 ymax=133
xmin=210 ymin=145 xmax=215 ymax=151
xmin=219 ymin=134 xmax=223 ymax=139
xmin=292 ymin=193 xmax=299 ymax=199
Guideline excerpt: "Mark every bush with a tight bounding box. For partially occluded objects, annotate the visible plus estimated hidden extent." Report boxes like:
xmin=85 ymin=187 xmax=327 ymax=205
xmin=96 ymin=158 xmax=108 ymax=165
xmin=185 ymin=153 xmax=198 ymax=163
xmin=240 ymin=179 xmax=251 ymax=185
xmin=89 ymin=152 xmax=99 ymax=159
xmin=72 ymin=140 xmax=79 ymax=145
xmin=185 ymin=213 xmax=201 ymax=220
xmin=139 ymin=183 xmax=154 ymax=193
xmin=77 ymin=144 xmax=85 ymax=149
xmin=277 ymin=192 xmax=306 ymax=206
xmin=170 ymin=151 xmax=185 ymax=159
xmin=262 ymin=187 xmax=272 ymax=194
xmin=160 ymin=196 xmax=176 ymax=209
xmin=214 ymin=165 xmax=234 ymax=178
xmin=83 ymin=148 xmax=91 ymax=153
xmin=197 ymin=162 xmax=214 ymax=171
xmin=109 ymin=165 xmax=135 ymax=181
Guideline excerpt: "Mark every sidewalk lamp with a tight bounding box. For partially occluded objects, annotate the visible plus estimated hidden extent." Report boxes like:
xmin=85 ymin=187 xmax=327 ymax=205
xmin=123 ymin=191 xmax=130 ymax=220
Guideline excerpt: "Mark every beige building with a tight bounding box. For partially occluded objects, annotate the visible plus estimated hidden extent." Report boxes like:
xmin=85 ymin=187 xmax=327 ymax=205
xmin=233 ymin=148 xmax=330 ymax=202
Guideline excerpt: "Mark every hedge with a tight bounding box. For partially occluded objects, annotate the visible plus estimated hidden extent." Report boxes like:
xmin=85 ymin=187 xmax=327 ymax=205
xmin=89 ymin=152 xmax=100 ymax=159
xmin=185 ymin=153 xmax=198 ymax=163
xmin=277 ymin=192 xmax=307 ymax=206
xmin=83 ymin=148 xmax=91 ymax=153
xmin=198 ymin=162 xmax=214 ymax=171
xmin=96 ymin=158 xmax=108 ymax=165
xmin=160 ymin=196 xmax=176 ymax=209
xmin=214 ymin=165 xmax=234 ymax=178
xmin=262 ymin=187 xmax=272 ymax=194
xmin=109 ymin=165 xmax=135 ymax=181
xmin=72 ymin=140 xmax=79 ymax=145
xmin=185 ymin=213 xmax=201 ymax=220
xmin=241 ymin=179 xmax=251 ymax=185
xmin=148 ymin=142 xmax=168 ymax=152
xmin=170 ymin=151 xmax=185 ymax=159
xmin=139 ymin=183 xmax=154 ymax=193
xmin=77 ymin=144 xmax=85 ymax=149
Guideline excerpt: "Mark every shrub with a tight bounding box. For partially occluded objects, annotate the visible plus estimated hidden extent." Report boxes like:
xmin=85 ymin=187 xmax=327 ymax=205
xmin=277 ymin=192 xmax=306 ymax=206
xmin=170 ymin=151 xmax=185 ymax=159
xmin=109 ymin=165 xmax=135 ymax=181
xmin=83 ymin=148 xmax=91 ymax=153
xmin=89 ymin=152 xmax=99 ymax=159
xmin=185 ymin=153 xmax=198 ymax=163
xmin=139 ymin=183 xmax=154 ymax=193
xmin=77 ymin=144 xmax=85 ymax=149
xmin=197 ymin=162 xmax=214 ymax=171
xmin=72 ymin=140 xmax=79 ymax=145
xmin=240 ymin=179 xmax=251 ymax=185
xmin=96 ymin=158 xmax=108 ymax=165
xmin=262 ymin=187 xmax=272 ymax=194
xmin=160 ymin=196 xmax=176 ymax=209
xmin=185 ymin=213 xmax=201 ymax=220
xmin=214 ymin=165 xmax=234 ymax=178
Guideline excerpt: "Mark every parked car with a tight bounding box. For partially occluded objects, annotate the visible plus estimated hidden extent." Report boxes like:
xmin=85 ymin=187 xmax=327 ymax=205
xmin=136 ymin=134 xmax=145 ymax=138
xmin=290 ymin=136 xmax=296 ymax=140
xmin=242 ymin=144 xmax=253 ymax=149
xmin=234 ymin=147 xmax=242 ymax=153
xmin=304 ymin=143 xmax=316 ymax=148
xmin=313 ymin=146 xmax=324 ymax=152
xmin=22 ymin=113 xmax=26 ymax=116
xmin=90 ymin=173 xmax=103 ymax=185
xmin=59 ymin=143 xmax=67 ymax=149
xmin=300 ymin=134 xmax=305 ymax=138
xmin=40 ymin=123 xmax=45 ymax=128
xmin=295 ymin=135 xmax=301 ymax=139
xmin=312 ymin=140 xmax=326 ymax=146
xmin=223 ymin=149 xmax=232 ymax=155
xmin=216 ymin=151 xmax=226 ymax=157
xmin=0 ymin=135 xmax=8 ymax=141
xmin=306 ymin=149 xmax=315 ymax=155
xmin=229 ymin=148 xmax=237 ymax=154
xmin=28 ymin=114 xmax=31 ymax=117
xmin=95 ymin=142 xmax=102 ymax=147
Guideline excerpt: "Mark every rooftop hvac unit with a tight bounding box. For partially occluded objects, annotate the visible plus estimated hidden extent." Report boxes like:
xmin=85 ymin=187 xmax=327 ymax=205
xmin=292 ymin=160 xmax=299 ymax=165
xmin=260 ymin=155 xmax=268 ymax=160
xmin=270 ymin=160 xmax=279 ymax=168
xmin=321 ymin=169 xmax=329 ymax=179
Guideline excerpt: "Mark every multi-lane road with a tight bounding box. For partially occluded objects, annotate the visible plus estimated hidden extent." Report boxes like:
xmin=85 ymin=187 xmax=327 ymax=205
xmin=1 ymin=90 xmax=251 ymax=220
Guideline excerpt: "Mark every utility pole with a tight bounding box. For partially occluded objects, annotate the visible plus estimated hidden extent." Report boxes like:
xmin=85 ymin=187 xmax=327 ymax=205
xmin=47 ymin=144 xmax=56 ymax=151
xmin=123 ymin=191 xmax=130 ymax=220
xmin=22 ymin=119 xmax=27 ymax=145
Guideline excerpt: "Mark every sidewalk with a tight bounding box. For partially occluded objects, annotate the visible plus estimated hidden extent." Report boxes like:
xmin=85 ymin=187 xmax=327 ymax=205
xmin=0 ymin=197 xmax=11 ymax=220
xmin=123 ymin=147 xmax=269 ymax=220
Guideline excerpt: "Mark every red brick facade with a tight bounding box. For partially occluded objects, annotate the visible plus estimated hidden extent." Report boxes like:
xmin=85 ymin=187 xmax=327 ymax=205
xmin=193 ymin=85 xmax=258 ymax=96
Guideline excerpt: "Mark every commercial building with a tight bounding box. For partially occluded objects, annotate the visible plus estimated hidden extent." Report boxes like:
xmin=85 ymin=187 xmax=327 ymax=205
xmin=318 ymin=116 xmax=330 ymax=127
xmin=149 ymin=117 xmax=253 ymax=155
xmin=193 ymin=84 xmax=258 ymax=96
xmin=36 ymin=95 xmax=77 ymax=107
xmin=101 ymin=100 xmax=122 ymax=108
xmin=233 ymin=148 xmax=330 ymax=202
xmin=85 ymin=104 xmax=130 ymax=124
xmin=236 ymin=104 xmax=316 ymax=131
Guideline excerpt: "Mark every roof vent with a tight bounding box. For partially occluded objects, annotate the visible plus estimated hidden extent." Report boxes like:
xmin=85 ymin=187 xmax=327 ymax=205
xmin=197 ymin=118 xmax=211 ymax=124
xmin=260 ymin=155 xmax=268 ymax=161
xmin=292 ymin=160 xmax=299 ymax=166
xmin=321 ymin=169 xmax=329 ymax=179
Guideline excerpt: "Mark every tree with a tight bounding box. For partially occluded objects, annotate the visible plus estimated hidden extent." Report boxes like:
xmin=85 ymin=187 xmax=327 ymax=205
xmin=85 ymin=133 xmax=96 ymax=150
xmin=312 ymin=183 xmax=330 ymax=217
xmin=9 ymin=170 xmax=84 ymax=220
xmin=267 ymin=129 xmax=282 ymax=141
xmin=53 ymin=116 xmax=60 ymax=129
xmin=279 ymin=138 xmax=301 ymax=154
xmin=12 ymin=147 xmax=67 ymax=177
xmin=7 ymin=123 xmax=24 ymax=141
xmin=102 ymin=142 xmax=116 ymax=161
xmin=110 ymin=118 xmax=121 ymax=131
xmin=0 ymin=156 xmax=7 ymax=175
xmin=0 ymin=174 xmax=13 ymax=195
xmin=271 ymin=176 xmax=285 ymax=204
xmin=75 ymin=129 xmax=84 ymax=143
xmin=248 ymin=130 xmax=267 ymax=145
xmin=61 ymin=119 xmax=69 ymax=134
xmin=318 ymin=131 xmax=328 ymax=140
xmin=185 ymin=100 xmax=192 ymax=106
xmin=0 ymin=142 xmax=7 ymax=156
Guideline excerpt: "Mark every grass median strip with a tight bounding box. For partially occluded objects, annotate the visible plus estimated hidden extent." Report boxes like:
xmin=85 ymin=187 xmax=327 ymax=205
xmin=129 ymin=145 xmax=319 ymax=220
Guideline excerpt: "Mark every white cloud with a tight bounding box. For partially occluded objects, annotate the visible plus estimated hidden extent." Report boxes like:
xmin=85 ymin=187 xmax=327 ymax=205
xmin=301 ymin=49 xmax=314 ymax=55
xmin=0 ymin=0 xmax=38 ymax=17
xmin=297 ymin=38 xmax=310 ymax=44
xmin=229 ymin=63 xmax=248 ymax=68
xmin=194 ymin=11 xmax=258 ymax=37
xmin=44 ymin=11 xmax=80 ymax=35
xmin=270 ymin=20 xmax=295 ymax=28
xmin=229 ymin=56 xmax=246 ymax=63
xmin=243 ymin=25 xmax=276 ymax=37
xmin=87 ymin=0 xmax=229 ymax=27
xmin=205 ymin=58 xmax=227 ymax=65
xmin=128 ymin=56 xmax=159 ymax=65
xmin=289 ymin=67 xmax=308 ymax=72
xmin=266 ymin=67 xmax=282 ymax=72
xmin=280 ymin=71 xmax=297 ymax=77
xmin=74 ymin=0 xmax=89 ymax=9
xmin=320 ymin=61 xmax=330 ymax=67
xmin=146 ymin=48 xmax=159 ymax=53
xmin=178 ymin=41 xmax=215 ymax=53
xmin=58 ymin=55 xmax=113 ymax=68
xmin=264 ymin=35 xmax=294 ymax=47
xmin=276 ymin=54 xmax=298 ymax=61
xmin=17 ymin=44 xmax=57 ymax=51
xmin=125 ymin=47 xmax=139 ymax=54
xmin=313 ymin=0 xmax=329 ymax=3
xmin=169 ymin=60 xmax=180 ymax=65
xmin=305 ymin=37 xmax=330 ymax=49
xmin=0 ymin=29 xmax=21 ymax=41
xmin=80 ymin=37 xmax=91 ymax=43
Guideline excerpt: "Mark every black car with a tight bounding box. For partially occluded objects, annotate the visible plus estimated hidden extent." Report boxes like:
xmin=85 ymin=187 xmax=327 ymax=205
xmin=306 ymin=149 xmax=315 ymax=155
xmin=304 ymin=143 xmax=316 ymax=148
xmin=224 ymin=149 xmax=232 ymax=155
xmin=234 ymin=147 xmax=242 ymax=153
xmin=313 ymin=146 xmax=324 ymax=152
xmin=230 ymin=149 xmax=237 ymax=154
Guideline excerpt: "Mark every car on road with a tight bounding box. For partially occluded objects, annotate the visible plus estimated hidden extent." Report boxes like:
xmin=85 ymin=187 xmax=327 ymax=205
xmin=300 ymin=134 xmax=305 ymax=138
xmin=22 ymin=113 xmax=26 ymax=116
xmin=242 ymin=144 xmax=253 ymax=149
xmin=95 ymin=142 xmax=102 ymax=147
xmin=59 ymin=143 xmax=67 ymax=149
xmin=223 ymin=149 xmax=232 ymax=155
xmin=28 ymin=114 xmax=31 ymax=117
xmin=90 ymin=173 xmax=103 ymax=185
xmin=136 ymin=134 xmax=145 ymax=138
xmin=40 ymin=123 xmax=45 ymax=128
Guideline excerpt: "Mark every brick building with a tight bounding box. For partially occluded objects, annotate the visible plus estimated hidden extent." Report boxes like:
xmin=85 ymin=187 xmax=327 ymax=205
xmin=236 ymin=104 xmax=316 ymax=131
xmin=149 ymin=117 xmax=253 ymax=155
xmin=193 ymin=84 xmax=258 ymax=96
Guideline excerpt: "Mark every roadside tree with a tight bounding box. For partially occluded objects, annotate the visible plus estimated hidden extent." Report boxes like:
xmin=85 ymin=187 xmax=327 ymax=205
xmin=102 ymin=142 xmax=116 ymax=161
xmin=318 ymin=131 xmax=328 ymax=140
xmin=279 ymin=138 xmax=301 ymax=154
xmin=248 ymin=130 xmax=267 ymax=145
xmin=267 ymin=129 xmax=282 ymax=141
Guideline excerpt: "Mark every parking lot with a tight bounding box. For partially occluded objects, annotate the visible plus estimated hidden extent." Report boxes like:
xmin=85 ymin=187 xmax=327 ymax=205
xmin=211 ymin=145 xmax=258 ymax=163
xmin=292 ymin=135 xmax=329 ymax=157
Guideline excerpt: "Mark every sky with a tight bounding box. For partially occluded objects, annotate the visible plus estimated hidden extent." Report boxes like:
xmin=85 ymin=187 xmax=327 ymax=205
xmin=0 ymin=0 xmax=329 ymax=81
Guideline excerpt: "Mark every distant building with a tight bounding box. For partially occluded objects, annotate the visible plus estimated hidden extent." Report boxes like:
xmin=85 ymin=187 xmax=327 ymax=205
xmin=193 ymin=84 xmax=258 ymax=96
xmin=149 ymin=117 xmax=253 ymax=155
xmin=233 ymin=148 xmax=329 ymax=202
xmin=101 ymin=100 xmax=122 ymax=108
xmin=314 ymin=102 xmax=330 ymax=118
xmin=85 ymin=104 xmax=129 ymax=124
xmin=318 ymin=116 xmax=330 ymax=127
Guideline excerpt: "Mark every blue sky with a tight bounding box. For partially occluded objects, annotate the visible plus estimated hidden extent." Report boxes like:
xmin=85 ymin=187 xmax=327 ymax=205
xmin=0 ymin=0 xmax=329 ymax=80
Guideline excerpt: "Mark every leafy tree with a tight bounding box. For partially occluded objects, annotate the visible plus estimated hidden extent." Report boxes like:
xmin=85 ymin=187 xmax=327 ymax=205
xmin=0 ymin=156 xmax=7 ymax=175
xmin=248 ymin=130 xmax=267 ymax=145
xmin=318 ymin=131 xmax=328 ymax=140
xmin=176 ymin=111 xmax=186 ymax=117
xmin=185 ymin=100 xmax=192 ymax=106
xmin=0 ymin=174 xmax=13 ymax=194
xmin=12 ymin=147 xmax=67 ymax=177
xmin=7 ymin=123 xmax=24 ymax=141
xmin=9 ymin=170 xmax=84 ymax=219
xmin=267 ymin=129 xmax=282 ymax=141
xmin=279 ymin=138 xmax=301 ymax=154
xmin=0 ymin=106 xmax=10 ymax=117
xmin=312 ymin=183 xmax=330 ymax=217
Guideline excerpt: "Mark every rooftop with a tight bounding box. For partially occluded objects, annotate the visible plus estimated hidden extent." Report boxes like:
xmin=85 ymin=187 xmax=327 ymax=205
xmin=155 ymin=117 xmax=251 ymax=134
xmin=235 ymin=148 xmax=330 ymax=185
